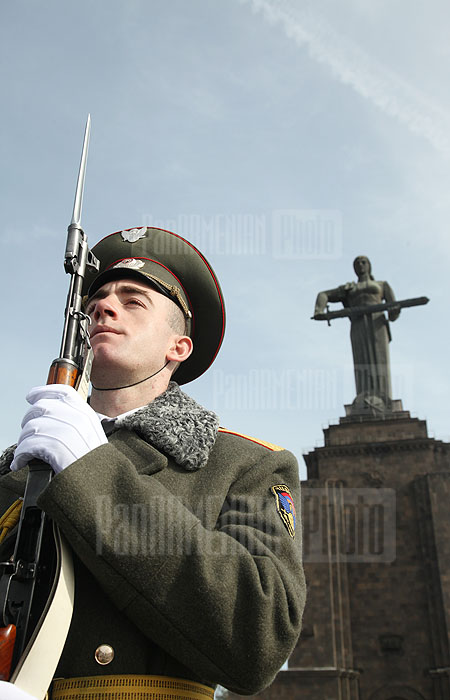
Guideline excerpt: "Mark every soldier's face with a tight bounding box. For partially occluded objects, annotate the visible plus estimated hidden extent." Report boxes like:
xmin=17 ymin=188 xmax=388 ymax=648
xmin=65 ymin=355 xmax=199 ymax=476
xmin=86 ymin=277 xmax=181 ymax=385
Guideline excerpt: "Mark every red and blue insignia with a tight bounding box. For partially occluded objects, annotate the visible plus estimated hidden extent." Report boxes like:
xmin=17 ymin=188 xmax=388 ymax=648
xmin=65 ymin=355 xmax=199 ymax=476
xmin=271 ymin=484 xmax=296 ymax=538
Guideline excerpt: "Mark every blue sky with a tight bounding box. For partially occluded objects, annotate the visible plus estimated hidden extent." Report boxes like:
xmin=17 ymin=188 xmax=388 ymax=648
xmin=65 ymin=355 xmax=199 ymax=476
xmin=1 ymin=0 xmax=450 ymax=478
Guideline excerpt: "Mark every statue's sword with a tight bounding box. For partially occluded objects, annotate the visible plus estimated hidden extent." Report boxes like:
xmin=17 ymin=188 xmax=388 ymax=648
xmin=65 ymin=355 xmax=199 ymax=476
xmin=312 ymin=296 xmax=429 ymax=325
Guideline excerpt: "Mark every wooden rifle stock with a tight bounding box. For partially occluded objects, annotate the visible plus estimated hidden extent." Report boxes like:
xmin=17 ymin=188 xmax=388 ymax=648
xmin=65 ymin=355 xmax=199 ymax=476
xmin=0 ymin=625 xmax=16 ymax=681
xmin=47 ymin=359 xmax=81 ymax=387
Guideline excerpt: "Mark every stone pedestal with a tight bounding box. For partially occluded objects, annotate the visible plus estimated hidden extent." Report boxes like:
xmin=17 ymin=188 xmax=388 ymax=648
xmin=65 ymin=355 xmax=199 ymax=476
xmin=230 ymin=409 xmax=450 ymax=699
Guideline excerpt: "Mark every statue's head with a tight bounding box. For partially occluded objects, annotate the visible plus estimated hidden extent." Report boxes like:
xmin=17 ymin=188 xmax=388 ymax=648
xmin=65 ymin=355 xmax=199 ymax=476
xmin=353 ymin=255 xmax=372 ymax=279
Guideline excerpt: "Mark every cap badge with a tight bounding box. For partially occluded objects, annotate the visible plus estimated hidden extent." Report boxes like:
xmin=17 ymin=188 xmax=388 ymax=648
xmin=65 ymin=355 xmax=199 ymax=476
xmin=271 ymin=484 xmax=296 ymax=538
xmin=121 ymin=227 xmax=148 ymax=243
xmin=113 ymin=259 xmax=145 ymax=270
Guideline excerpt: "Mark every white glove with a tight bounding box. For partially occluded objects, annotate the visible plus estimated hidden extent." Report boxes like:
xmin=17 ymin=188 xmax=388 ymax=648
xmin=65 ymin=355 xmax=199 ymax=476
xmin=11 ymin=385 xmax=107 ymax=474
xmin=0 ymin=682 xmax=38 ymax=700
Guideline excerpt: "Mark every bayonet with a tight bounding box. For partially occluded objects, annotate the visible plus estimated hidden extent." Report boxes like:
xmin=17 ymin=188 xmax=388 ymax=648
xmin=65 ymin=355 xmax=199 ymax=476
xmin=71 ymin=114 xmax=90 ymax=228
xmin=65 ymin=114 xmax=92 ymax=274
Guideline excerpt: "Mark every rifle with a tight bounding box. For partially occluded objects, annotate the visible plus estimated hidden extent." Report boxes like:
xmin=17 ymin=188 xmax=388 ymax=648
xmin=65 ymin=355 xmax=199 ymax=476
xmin=0 ymin=116 xmax=99 ymax=698
xmin=312 ymin=296 xmax=429 ymax=324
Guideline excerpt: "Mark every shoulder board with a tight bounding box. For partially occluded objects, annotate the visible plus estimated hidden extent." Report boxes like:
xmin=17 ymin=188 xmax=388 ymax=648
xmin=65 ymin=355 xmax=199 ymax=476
xmin=218 ymin=427 xmax=285 ymax=452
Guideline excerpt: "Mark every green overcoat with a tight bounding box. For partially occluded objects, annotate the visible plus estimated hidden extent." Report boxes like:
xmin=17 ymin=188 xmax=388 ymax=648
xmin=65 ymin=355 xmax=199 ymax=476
xmin=0 ymin=392 xmax=305 ymax=696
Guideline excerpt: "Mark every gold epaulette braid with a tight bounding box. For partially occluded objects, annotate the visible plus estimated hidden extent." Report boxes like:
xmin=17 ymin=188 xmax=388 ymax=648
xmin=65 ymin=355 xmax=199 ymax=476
xmin=0 ymin=498 xmax=23 ymax=544
xmin=218 ymin=427 xmax=285 ymax=451
xmin=51 ymin=675 xmax=215 ymax=700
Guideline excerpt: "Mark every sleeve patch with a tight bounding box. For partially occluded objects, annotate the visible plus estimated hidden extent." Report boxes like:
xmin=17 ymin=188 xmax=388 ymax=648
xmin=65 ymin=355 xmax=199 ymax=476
xmin=271 ymin=484 xmax=296 ymax=538
xmin=218 ymin=428 xmax=285 ymax=451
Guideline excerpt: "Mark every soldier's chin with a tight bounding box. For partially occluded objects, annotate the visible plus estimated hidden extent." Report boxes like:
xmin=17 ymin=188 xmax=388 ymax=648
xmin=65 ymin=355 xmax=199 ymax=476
xmin=90 ymin=360 xmax=131 ymax=389
xmin=91 ymin=342 xmax=123 ymax=365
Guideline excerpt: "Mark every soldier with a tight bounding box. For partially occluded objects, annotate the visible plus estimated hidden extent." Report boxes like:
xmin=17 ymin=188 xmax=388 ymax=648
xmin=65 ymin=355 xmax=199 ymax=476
xmin=0 ymin=226 xmax=305 ymax=700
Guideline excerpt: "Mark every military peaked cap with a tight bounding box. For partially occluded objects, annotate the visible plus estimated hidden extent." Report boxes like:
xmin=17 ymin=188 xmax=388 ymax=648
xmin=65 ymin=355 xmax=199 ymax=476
xmin=82 ymin=226 xmax=226 ymax=385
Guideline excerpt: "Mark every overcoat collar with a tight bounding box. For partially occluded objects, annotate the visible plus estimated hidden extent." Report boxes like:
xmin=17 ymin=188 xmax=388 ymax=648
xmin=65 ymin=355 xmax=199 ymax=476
xmin=115 ymin=381 xmax=219 ymax=471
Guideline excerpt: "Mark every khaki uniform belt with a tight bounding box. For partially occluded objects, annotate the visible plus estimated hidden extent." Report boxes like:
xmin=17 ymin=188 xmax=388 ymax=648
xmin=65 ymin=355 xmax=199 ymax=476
xmin=50 ymin=674 xmax=215 ymax=700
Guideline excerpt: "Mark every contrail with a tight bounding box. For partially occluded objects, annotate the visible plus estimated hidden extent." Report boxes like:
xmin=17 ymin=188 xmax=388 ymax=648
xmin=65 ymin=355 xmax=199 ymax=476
xmin=240 ymin=0 xmax=450 ymax=156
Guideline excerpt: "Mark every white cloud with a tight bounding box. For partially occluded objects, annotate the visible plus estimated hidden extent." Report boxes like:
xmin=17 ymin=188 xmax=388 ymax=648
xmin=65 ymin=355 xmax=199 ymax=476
xmin=240 ymin=0 xmax=450 ymax=157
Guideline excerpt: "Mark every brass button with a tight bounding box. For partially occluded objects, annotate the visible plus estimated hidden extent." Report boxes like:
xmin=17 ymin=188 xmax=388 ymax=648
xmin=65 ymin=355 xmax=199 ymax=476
xmin=94 ymin=643 xmax=115 ymax=665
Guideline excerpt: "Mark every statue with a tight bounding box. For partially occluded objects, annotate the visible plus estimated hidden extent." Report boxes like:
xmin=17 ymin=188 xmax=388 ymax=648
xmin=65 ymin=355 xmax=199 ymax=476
xmin=313 ymin=256 xmax=428 ymax=415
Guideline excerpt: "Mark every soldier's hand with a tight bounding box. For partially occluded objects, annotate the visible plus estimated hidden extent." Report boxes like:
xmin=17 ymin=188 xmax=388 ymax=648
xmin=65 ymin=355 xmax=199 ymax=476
xmin=10 ymin=385 xmax=107 ymax=474
xmin=0 ymin=681 xmax=38 ymax=699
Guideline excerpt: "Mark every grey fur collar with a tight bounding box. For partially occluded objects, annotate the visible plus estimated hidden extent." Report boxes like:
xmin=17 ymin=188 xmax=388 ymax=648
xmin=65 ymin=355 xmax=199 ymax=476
xmin=116 ymin=381 xmax=219 ymax=471
xmin=0 ymin=383 xmax=219 ymax=474
xmin=0 ymin=444 xmax=16 ymax=475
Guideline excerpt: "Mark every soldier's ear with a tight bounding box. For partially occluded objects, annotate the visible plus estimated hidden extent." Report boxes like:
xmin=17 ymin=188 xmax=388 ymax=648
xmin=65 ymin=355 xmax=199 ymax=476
xmin=166 ymin=336 xmax=193 ymax=365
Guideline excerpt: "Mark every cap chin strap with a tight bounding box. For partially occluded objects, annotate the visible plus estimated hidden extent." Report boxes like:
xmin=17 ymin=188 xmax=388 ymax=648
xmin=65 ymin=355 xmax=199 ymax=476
xmin=91 ymin=360 xmax=170 ymax=391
